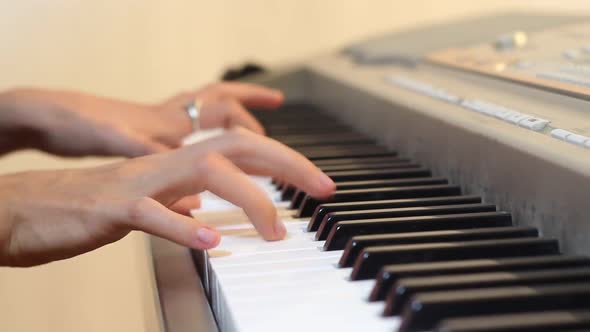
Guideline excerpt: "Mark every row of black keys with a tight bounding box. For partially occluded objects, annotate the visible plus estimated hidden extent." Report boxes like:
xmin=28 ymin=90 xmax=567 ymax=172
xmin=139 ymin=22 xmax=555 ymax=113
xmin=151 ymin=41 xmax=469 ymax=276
xmin=252 ymin=105 xmax=590 ymax=332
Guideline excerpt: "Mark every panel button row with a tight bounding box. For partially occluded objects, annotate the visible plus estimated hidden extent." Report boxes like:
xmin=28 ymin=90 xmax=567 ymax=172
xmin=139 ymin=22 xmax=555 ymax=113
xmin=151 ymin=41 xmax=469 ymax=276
xmin=550 ymin=128 xmax=590 ymax=149
xmin=253 ymin=103 xmax=590 ymax=332
xmin=460 ymin=99 xmax=550 ymax=131
xmin=385 ymin=75 xmax=461 ymax=104
xmin=385 ymin=75 xmax=551 ymax=132
xmin=537 ymin=71 xmax=590 ymax=88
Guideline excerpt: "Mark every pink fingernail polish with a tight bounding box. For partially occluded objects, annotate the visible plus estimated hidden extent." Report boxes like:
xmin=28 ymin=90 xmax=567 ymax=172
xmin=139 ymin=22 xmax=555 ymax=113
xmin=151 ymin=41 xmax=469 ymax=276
xmin=274 ymin=217 xmax=287 ymax=239
xmin=197 ymin=227 xmax=218 ymax=245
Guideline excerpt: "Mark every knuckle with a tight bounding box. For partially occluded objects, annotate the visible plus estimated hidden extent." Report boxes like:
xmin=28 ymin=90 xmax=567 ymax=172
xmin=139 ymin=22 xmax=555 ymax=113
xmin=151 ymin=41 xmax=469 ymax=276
xmin=226 ymin=128 xmax=255 ymax=154
xmin=197 ymin=152 xmax=223 ymax=172
xmin=227 ymin=126 xmax=249 ymax=137
xmin=126 ymin=197 xmax=153 ymax=226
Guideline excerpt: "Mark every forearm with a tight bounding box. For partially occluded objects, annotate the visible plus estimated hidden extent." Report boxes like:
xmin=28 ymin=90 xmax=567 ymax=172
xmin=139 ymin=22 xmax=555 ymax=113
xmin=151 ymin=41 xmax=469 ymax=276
xmin=0 ymin=88 xmax=48 ymax=155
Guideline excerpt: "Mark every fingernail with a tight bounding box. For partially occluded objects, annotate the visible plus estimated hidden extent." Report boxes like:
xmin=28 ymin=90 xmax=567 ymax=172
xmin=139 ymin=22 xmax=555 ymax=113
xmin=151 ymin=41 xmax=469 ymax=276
xmin=197 ymin=227 xmax=218 ymax=245
xmin=274 ymin=216 xmax=287 ymax=239
xmin=318 ymin=172 xmax=335 ymax=191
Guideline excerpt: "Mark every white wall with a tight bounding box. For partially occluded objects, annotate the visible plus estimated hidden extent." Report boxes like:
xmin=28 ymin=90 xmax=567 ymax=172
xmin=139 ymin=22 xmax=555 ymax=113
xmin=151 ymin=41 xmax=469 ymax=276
xmin=0 ymin=1 xmax=587 ymax=102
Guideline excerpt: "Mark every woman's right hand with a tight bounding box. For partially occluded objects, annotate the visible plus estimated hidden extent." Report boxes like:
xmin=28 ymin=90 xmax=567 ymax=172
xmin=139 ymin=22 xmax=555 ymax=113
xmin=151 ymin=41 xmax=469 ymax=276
xmin=0 ymin=128 xmax=336 ymax=267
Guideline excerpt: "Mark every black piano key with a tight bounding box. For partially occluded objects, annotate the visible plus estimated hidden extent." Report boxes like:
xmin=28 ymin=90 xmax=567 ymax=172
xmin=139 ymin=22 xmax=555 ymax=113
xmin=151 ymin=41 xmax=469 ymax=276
xmin=282 ymin=169 xmax=431 ymax=203
xmin=325 ymin=168 xmax=430 ymax=182
xmin=281 ymin=186 xmax=299 ymax=201
xmin=308 ymin=195 xmax=482 ymax=232
xmin=275 ymin=156 xmax=413 ymax=186
xmin=312 ymin=156 xmax=411 ymax=167
xmin=290 ymin=190 xmax=307 ymax=209
xmin=436 ymin=310 xmax=590 ymax=332
xmin=289 ymin=177 xmax=448 ymax=209
xmin=339 ymin=226 xmax=537 ymax=268
xmin=370 ymin=255 xmax=590 ymax=302
xmin=268 ymin=127 xmax=356 ymax=137
xmin=324 ymin=211 xmax=512 ymax=251
xmin=318 ymin=162 xmax=420 ymax=172
xmin=316 ymin=203 xmax=497 ymax=241
xmin=296 ymin=143 xmax=385 ymax=153
xmin=350 ymin=237 xmax=558 ymax=280
xmin=386 ymin=267 xmax=590 ymax=316
xmin=296 ymin=183 xmax=458 ymax=218
xmin=267 ymin=123 xmax=349 ymax=132
xmin=332 ymin=177 xmax=447 ymax=190
xmin=265 ymin=117 xmax=340 ymax=123
xmin=276 ymin=134 xmax=374 ymax=147
xmin=297 ymin=145 xmax=393 ymax=160
xmin=262 ymin=117 xmax=341 ymax=127
xmin=399 ymin=283 xmax=590 ymax=332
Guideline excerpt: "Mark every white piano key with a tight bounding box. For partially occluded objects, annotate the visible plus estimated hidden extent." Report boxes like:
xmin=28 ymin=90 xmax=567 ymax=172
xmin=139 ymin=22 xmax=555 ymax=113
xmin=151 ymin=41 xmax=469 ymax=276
xmin=213 ymin=252 xmax=343 ymax=270
xmin=230 ymin=280 xmax=400 ymax=332
xmin=203 ymin=175 xmax=401 ymax=332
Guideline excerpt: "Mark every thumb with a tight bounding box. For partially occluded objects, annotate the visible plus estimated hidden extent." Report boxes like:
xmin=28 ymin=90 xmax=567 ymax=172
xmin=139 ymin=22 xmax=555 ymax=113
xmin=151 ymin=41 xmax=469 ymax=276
xmin=127 ymin=197 xmax=220 ymax=249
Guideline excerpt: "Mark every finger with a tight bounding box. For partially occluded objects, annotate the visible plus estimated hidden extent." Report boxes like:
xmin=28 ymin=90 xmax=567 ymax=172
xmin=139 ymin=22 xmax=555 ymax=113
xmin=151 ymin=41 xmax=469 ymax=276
xmin=98 ymin=129 xmax=170 ymax=157
xmin=200 ymin=99 xmax=265 ymax=135
xmin=137 ymin=151 xmax=285 ymax=240
xmin=169 ymin=194 xmax=201 ymax=216
xmin=197 ymin=153 xmax=284 ymax=240
xmin=192 ymin=129 xmax=336 ymax=199
xmin=127 ymin=197 xmax=220 ymax=249
xmin=203 ymin=82 xmax=284 ymax=109
xmin=128 ymin=135 xmax=171 ymax=156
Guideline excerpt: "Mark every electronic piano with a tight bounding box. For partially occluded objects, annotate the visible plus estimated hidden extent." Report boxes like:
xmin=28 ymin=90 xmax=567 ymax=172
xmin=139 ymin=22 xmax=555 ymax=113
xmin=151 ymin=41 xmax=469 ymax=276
xmin=151 ymin=12 xmax=590 ymax=332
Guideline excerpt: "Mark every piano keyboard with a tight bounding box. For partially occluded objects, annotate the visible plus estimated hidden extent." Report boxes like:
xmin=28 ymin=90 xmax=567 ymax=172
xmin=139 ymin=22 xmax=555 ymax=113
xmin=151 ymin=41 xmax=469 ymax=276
xmin=193 ymin=103 xmax=590 ymax=332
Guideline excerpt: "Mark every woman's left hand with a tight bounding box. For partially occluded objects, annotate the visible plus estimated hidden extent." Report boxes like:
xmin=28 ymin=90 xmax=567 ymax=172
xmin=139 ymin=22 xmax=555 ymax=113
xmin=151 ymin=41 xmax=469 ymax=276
xmin=0 ymin=82 xmax=283 ymax=157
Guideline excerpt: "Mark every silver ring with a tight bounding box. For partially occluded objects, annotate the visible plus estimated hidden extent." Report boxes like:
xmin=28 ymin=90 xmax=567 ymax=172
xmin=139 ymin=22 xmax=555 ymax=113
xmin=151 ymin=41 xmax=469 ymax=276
xmin=184 ymin=99 xmax=202 ymax=132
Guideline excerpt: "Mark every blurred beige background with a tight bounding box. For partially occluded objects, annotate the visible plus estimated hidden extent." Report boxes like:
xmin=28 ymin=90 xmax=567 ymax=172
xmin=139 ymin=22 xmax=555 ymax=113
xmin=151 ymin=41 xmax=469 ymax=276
xmin=0 ymin=1 xmax=589 ymax=332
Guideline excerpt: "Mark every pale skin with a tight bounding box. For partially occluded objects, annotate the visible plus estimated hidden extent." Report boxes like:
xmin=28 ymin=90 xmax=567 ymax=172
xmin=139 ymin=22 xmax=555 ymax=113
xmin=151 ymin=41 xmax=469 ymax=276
xmin=0 ymin=83 xmax=336 ymax=267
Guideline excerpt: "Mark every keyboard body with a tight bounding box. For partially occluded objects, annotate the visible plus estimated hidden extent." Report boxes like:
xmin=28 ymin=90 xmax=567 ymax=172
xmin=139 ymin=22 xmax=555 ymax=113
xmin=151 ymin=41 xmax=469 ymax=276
xmin=152 ymin=11 xmax=590 ymax=332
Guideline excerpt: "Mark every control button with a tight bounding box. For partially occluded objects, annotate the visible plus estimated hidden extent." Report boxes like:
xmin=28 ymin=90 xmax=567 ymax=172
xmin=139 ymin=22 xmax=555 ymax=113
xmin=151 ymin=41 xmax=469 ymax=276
xmin=566 ymin=133 xmax=590 ymax=146
xmin=537 ymin=72 xmax=590 ymax=87
xmin=461 ymin=100 xmax=515 ymax=118
xmin=505 ymin=112 xmax=532 ymax=125
xmin=563 ymin=49 xmax=581 ymax=60
xmin=461 ymin=100 xmax=550 ymax=132
xmin=493 ymin=62 xmax=507 ymax=72
xmin=551 ymin=129 xmax=572 ymax=140
xmin=492 ymin=108 xmax=518 ymax=120
xmin=518 ymin=117 xmax=550 ymax=131
xmin=512 ymin=60 xmax=533 ymax=69
xmin=494 ymin=31 xmax=528 ymax=50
